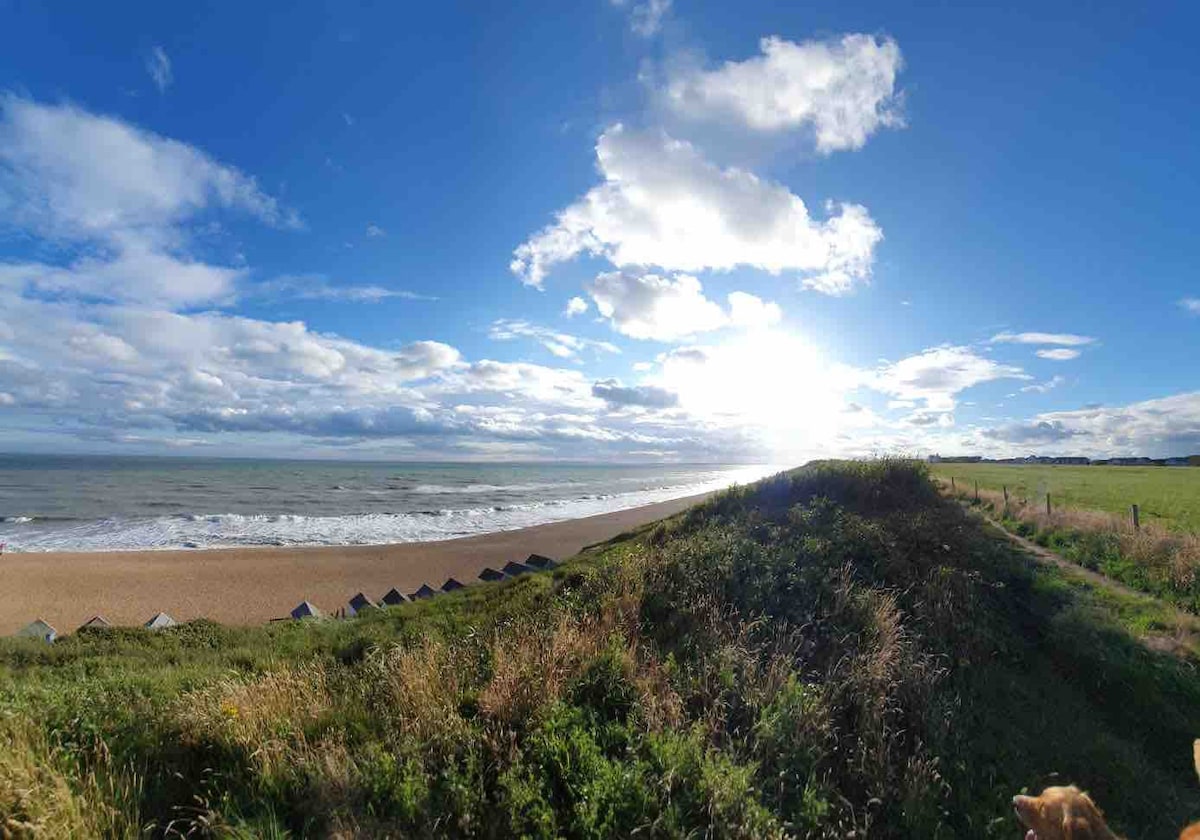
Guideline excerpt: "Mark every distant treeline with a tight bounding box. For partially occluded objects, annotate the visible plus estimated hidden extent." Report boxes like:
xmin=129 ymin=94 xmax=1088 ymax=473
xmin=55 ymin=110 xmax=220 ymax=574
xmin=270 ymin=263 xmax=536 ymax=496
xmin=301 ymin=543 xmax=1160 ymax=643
xmin=929 ymin=455 xmax=1200 ymax=466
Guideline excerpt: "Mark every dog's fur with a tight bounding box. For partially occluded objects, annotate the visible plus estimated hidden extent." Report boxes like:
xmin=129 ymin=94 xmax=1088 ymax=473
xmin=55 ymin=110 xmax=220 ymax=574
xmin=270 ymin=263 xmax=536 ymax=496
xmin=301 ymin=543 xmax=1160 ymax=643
xmin=1013 ymin=786 xmax=1121 ymax=840
xmin=1180 ymin=740 xmax=1200 ymax=839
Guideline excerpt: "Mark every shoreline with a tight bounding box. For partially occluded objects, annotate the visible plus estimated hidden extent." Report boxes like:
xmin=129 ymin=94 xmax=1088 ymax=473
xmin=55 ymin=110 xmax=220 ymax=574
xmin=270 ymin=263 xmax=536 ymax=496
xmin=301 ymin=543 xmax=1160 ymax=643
xmin=0 ymin=492 xmax=711 ymax=636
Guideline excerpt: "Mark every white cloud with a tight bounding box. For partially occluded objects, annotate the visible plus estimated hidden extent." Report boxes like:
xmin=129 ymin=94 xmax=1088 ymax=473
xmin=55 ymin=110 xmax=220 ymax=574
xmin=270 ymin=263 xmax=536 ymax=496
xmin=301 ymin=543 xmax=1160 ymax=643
xmin=511 ymin=125 xmax=881 ymax=293
xmin=1180 ymin=298 xmax=1200 ymax=314
xmin=611 ymin=0 xmax=671 ymax=37
xmin=991 ymin=331 xmax=1095 ymax=346
xmin=564 ymin=296 xmax=589 ymax=317
xmin=592 ymin=379 xmax=678 ymax=408
xmin=869 ymin=346 xmax=1028 ymax=412
xmin=586 ymin=271 xmax=780 ymax=341
xmin=0 ymin=97 xmax=299 ymax=309
xmin=664 ymin=34 xmax=904 ymax=153
xmin=587 ymin=272 xmax=726 ymax=340
xmin=727 ymin=290 xmax=783 ymax=329
xmin=0 ymin=248 xmax=241 ymax=308
xmin=145 ymin=46 xmax=173 ymax=93
xmin=489 ymin=319 xmax=619 ymax=360
xmin=365 ymin=223 xmax=385 ymax=237
xmin=1036 ymin=348 xmax=1081 ymax=361
xmin=1020 ymin=375 xmax=1066 ymax=394
xmin=253 ymin=275 xmax=435 ymax=303
xmin=983 ymin=392 xmax=1200 ymax=457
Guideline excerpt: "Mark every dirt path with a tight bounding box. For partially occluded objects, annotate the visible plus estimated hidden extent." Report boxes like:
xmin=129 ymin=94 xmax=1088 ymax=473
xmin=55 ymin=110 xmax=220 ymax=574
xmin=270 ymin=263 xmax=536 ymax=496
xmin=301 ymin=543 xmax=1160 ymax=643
xmin=966 ymin=506 xmax=1200 ymax=657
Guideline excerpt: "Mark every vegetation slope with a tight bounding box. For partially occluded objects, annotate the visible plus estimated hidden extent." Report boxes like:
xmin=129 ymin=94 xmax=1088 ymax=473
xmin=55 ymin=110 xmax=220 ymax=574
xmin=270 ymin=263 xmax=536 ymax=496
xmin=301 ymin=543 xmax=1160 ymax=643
xmin=3 ymin=460 xmax=1200 ymax=838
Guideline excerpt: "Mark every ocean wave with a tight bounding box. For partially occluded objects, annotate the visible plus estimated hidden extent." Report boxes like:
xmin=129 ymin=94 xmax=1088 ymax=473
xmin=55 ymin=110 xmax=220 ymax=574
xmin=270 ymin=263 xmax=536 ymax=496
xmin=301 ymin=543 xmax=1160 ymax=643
xmin=0 ymin=466 xmax=776 ymax=553
xmin=1 ymin=515 xmax=34 ymax=523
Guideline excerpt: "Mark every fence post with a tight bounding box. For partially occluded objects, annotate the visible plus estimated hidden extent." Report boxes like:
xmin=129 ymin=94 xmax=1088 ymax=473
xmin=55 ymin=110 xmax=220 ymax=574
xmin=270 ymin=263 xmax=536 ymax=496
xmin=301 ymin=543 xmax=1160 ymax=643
xmin=1046 ymin=493 xmax=1052 ymax=516
xmin=951 ymin=477 xmax=956 ymax=493
xmin=974 ymin=480 xmax=979 ymax=502
xmin=1131 ymin=504 xmax=1140 ymax=531
xmin=1003 ymin=485 xmax=1009 ymax=515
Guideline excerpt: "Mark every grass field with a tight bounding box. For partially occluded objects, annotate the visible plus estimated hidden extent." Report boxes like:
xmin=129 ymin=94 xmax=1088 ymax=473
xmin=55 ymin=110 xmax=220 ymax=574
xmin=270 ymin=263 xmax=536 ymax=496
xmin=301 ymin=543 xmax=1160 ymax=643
xmin=4 ymin=461 xmax=1200 ymax=837
xmin=930 ymin=463 xmax=1200 ymax=532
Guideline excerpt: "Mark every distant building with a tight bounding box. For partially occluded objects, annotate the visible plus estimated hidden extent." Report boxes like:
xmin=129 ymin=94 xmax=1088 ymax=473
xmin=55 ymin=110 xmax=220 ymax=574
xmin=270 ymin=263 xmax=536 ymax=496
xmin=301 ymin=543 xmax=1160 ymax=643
xmin=441 ymin=578 xmax=465 ymax=592
xmin=290 ymin=600 xmax=323 ymax=620
xmin=524 ymin=554 xmax=558 ymax=570
xmin=348 ymin=593 xmax=378 ymax=615
xmin=409 ymin=584 xmax=438 ymax=600
xmin=16 ymin=619 xmax=57 ymax=643
xmin=78 ymin=615 xmax=111 ymax=631
xmin=502 ymin=561 xmax=532 ymax=577
xmin=478 ymin=567 xmax=507 ymax=582
xmin=380 ymin=588 xmax=409 ymax=606
xmin=144 ymin=612 xmax=176 ymax=630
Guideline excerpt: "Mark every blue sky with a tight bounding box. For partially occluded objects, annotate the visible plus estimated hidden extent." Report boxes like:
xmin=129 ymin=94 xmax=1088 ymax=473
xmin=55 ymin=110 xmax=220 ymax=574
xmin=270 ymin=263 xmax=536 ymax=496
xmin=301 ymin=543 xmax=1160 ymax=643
xmin=0 ymin=0 xmax=1197 ymax=462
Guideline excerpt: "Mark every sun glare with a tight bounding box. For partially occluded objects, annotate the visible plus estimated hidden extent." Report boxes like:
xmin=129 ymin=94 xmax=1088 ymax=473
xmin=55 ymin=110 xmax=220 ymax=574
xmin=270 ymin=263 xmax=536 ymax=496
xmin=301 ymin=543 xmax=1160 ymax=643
xmin=658 ymin=330 xmax=853 ymax=457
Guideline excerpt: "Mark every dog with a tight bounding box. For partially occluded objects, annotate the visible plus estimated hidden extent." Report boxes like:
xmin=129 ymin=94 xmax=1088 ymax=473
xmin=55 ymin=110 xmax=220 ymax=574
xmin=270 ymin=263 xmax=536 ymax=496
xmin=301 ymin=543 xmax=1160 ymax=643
xmin=1013 ymin=786 xmax=1121 ymax=840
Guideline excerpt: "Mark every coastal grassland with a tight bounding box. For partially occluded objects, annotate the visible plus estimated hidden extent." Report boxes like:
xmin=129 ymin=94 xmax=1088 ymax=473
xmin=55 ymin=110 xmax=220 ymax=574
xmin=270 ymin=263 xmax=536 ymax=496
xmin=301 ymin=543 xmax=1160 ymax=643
xmin=3 ymin=460 xmax=1200 ymax=837
xmin=944 ymin=479 xmax=1200 ymax=614
xmin=930 ymin=462 xmax=1200 ymax=531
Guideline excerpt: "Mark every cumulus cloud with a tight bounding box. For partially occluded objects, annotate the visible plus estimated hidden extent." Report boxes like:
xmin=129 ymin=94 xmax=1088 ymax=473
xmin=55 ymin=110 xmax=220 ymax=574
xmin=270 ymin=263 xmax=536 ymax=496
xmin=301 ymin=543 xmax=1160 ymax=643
xmin=869 ymin=346 xmax=1028 ymax=412
xmin=1179 ymin=298 xmax=1200 ymax=314
xmin=587 ymin=272 xmax=725 ymax=340
xmin=591 ymin=378 xmax=678 ymax=408
xmin=488 ymin=319 xmax=619 ymax=360
xmin=991 ymin=331 xmax=1095 ymax=346
xmin=664 ymin=34 xmax=904 ymax=153
xmin=365 ymin=223 xmax=385 ymax=237
xmin=586 ymin=271 xmax=780 ymax=341
xmin=0 ymin=97 xmax=299 ymax=308
xmin=1036 ymin=348 xmax=1081 ymax=361
xmin=511 ymin=125 xmax=881 ymax=292
xmin=727 ymin=290 xmax=783 ymax=329
xmin=982 ymin=420 xmax=1080 ymax=444
xmin=564 ymin=296 xmax=589 ymax=317
xmin=145 ymin=46 xmax=173 ymax=93
xmin=1027 ymin=393 xmax=1200 ymax=455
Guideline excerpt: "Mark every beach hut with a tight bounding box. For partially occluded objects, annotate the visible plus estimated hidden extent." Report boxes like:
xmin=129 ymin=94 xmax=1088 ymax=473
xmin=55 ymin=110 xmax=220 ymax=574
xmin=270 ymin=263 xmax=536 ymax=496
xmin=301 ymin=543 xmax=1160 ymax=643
xmin=409 ymin=584 xmax=438 ymax=600
xmin=502 ymin=561 xmax=533 ymax=577
xmin=79 ymin=615 xmax=111 ymax=631
xmin=478 ymin=567 xmax=507 ymax=582
xmin=381 ymin=588 xmax=409 ymax=606
xmin=290 ymin=600 xmax=323 ymax=620
xmin=441 ymin=578 xmax=465 ymax=593
xmin=525 ymin=554 xmax=558 ymax=571
xmin=348 ymin=592 xmax=378 ymax=615
xmin=144 ymin=612 xmax=176 ymax=630
xmin=16 ymin=619 xmax=56 ymax=643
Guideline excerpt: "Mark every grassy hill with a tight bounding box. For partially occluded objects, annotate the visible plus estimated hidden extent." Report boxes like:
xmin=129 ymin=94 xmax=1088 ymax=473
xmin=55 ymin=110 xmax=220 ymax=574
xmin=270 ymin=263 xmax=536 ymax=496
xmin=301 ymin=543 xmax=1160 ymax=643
xmin=930 ymin=462 xmax=1200 ymax=532
xmin=3 ymin=460 xmax=1200 ymax=838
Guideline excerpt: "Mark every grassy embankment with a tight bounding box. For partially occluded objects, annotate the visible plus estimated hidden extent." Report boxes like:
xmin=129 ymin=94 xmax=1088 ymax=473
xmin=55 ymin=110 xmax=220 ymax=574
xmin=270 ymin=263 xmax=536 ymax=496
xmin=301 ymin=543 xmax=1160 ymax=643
xmin=933 ymin=464 xmax=1200 ymax=612
xmin=4 ymin=460 xmax=1200 ymax=838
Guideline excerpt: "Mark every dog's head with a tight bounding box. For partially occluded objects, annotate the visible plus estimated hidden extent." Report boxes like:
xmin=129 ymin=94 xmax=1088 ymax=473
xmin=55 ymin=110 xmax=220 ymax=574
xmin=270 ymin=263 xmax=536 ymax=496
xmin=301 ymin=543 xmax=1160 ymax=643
xmin=1014 ymin=786 xmax=1110 ymax=840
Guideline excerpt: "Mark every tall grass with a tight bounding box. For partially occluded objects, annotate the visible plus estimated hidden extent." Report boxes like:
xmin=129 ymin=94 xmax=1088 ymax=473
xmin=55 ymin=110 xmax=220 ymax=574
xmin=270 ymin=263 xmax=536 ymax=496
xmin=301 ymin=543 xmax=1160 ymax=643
xmin=953 ymin=483 xmax=1200 ymax=610
xmin=3 ymin=459 xmax=1200 ymax=836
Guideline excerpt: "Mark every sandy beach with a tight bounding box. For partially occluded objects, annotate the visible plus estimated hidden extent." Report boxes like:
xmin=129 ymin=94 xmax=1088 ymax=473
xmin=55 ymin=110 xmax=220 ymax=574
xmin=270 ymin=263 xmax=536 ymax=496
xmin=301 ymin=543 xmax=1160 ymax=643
xmin=0 ymin=492 xmax=708 ymax=635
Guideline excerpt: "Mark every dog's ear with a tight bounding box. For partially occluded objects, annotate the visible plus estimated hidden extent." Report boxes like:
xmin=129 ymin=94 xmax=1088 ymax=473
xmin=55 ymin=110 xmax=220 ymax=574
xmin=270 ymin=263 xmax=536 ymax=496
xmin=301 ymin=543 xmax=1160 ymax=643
xmin=1063 ymin=814 xmax=1100 ymax=840
xmin=1192 ymin=738 xmax=1200 ymax=783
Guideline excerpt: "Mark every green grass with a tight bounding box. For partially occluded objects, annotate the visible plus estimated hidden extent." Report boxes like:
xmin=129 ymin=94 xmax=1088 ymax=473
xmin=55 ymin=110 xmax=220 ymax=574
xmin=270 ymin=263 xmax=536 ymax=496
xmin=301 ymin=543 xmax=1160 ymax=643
xmin=930 ymin=463 xmax=1200 ymax=532
xmin=3 ymin=460 xmax=1200 ymax=837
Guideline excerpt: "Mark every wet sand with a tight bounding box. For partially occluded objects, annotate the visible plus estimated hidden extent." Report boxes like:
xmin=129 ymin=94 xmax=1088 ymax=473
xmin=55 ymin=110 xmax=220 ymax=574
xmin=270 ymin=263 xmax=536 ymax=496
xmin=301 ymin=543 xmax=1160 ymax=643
xmin=0 ymin=493 xmax=708 ymax=635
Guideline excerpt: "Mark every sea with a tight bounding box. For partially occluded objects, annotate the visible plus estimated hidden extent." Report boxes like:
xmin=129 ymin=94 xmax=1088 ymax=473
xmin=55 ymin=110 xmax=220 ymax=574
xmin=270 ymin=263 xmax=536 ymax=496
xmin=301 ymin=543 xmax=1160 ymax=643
xmin=0 ymin=455 xmax=776 ymax=552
